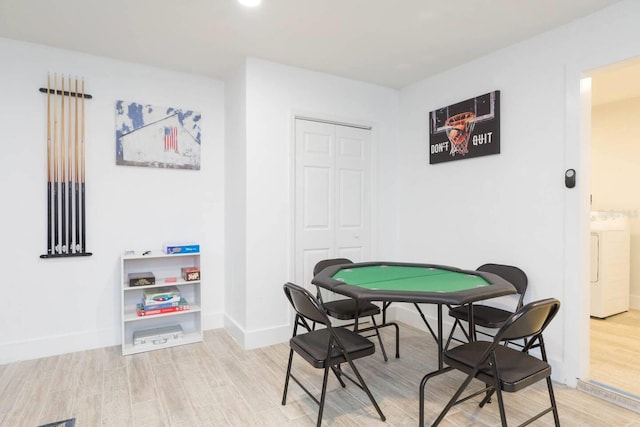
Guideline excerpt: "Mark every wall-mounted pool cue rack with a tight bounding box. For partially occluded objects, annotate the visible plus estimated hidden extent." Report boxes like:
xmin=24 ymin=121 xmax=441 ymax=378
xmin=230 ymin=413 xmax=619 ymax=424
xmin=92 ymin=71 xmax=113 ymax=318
xmin=39 ymin=74 xmax=93 ymax=259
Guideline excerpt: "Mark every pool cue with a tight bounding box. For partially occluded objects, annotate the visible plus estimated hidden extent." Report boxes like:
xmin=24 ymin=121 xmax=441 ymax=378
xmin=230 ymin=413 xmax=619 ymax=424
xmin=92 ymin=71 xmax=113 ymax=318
xmin=52 ymin=74 xmax=60 ymax=253
xmin=80 ymin=78 xmax=86 ymax=253
xmin=60 ymin=76 xmax=67 ymax=253
xmin=74 ymin=77 xmax=80 ymax=253
xmin=67 ymin=76 xmax=72 ymax=252
xmin=67 ymin=75 xmax=74 ymax=253
xmin=46 ymin=74 xmax=52 ymax=254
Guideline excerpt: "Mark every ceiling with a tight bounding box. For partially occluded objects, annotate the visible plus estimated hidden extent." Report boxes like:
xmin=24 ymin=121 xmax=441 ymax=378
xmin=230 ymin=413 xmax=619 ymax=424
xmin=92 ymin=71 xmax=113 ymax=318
xmin=0 ymin=0 xmax=625 ymax=89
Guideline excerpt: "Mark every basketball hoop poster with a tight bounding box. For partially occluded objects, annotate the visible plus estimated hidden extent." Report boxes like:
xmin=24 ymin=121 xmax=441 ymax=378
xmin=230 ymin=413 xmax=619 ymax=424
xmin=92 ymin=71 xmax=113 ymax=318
xmin=428 ymin=91 xmax=500 ymax=164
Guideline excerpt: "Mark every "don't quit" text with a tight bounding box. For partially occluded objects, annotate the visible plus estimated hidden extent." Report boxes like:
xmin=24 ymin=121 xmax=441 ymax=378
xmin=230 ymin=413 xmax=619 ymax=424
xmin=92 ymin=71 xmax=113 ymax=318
xmin=472 ymin=132 xmax=493 ymax=146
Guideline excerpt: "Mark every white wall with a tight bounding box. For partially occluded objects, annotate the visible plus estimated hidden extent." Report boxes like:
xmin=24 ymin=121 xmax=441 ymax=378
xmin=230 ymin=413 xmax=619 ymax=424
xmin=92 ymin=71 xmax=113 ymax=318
xmin=0 ymin=40 xmax=400 ymax=362
xmin=4 ymin=0 xmax=640 ymax=390
xmin=592 ymin=96 xmax=640 ymax=307
xmin=0 ymin=38 xmax=226 ymax=364
xmin=394 ymin=0 xmax=640 ymax=385
xmin=223 ymin=62 xmax=248 ymax=340
xmin=223 ymin=58 xmax=399 ymax=348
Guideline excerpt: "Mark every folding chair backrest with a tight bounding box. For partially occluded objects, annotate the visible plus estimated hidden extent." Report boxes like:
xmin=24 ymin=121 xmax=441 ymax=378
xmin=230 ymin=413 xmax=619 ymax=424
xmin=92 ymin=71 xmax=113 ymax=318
xmin=494 ymin=298 xmax=560 ymax=343
xmin=313 ymin=258 xmax=353 ymax=276
xmin=284 ymin=282 xmax=331 ymax=326
xmin=477 ymin=263 xmax=528 ymax=307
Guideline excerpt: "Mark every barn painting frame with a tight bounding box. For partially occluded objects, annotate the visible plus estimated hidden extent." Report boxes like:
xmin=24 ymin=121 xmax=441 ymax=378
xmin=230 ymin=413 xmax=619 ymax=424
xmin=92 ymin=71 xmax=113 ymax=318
xmin=115 ymin=100 xmax=202 ymax=169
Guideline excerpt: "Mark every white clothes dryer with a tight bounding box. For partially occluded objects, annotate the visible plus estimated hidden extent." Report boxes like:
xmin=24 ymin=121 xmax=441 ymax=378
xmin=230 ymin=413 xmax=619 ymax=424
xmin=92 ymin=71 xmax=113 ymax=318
xmin=590 ymin=212 xmax=630 ymax=318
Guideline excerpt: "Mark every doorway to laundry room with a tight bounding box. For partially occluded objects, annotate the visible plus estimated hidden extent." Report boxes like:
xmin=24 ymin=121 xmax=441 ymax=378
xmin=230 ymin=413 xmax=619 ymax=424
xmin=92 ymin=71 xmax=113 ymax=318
xmin=588 ymin=58 xmax=640 ymax=400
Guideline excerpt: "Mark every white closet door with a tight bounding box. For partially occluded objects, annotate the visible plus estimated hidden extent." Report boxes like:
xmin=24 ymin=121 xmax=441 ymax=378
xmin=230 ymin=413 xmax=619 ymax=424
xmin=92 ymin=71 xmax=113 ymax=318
xmin=294 ymin=119 xmax=372 ymax=290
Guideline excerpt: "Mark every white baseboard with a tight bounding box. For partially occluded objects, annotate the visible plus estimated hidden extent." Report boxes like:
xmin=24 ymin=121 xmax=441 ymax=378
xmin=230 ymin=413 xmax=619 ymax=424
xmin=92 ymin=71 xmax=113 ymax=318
xmin=0 ymin=328 xmax=118 ymax=365
xmin=0 ymin=311 xmax=225 ymax=365
xmin=630 ymin=293 xmax=640 ymax=310
xmin=222 ymin=313 xmax=290 ymax=350
xmin=203 ymin=311 xmax=224 ymax=330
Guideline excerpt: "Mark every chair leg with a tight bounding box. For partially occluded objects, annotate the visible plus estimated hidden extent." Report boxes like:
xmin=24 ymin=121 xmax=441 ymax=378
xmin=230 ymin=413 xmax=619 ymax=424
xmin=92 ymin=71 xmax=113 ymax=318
xmin=282 ymin=349 xmax=294 ymax=405
xmin=370 ymin=315 xmax=389 ymax=362
xmin=445 ymin=317 xmax=471 ymax=350
xmin=390 ymin=322 xmax=400 ymax=358
xmin=494 ymin=386 xmax=508 ymax=427
xmin=430 ymin=371 xmax=477 ymax=426
xmin=316 ymin=364 xmax=332 ymax=427
xmin=418 ymin=366 xmax=453 ymax=427
xmin=478 ymin=386 xmax=494 ymax=407
xmin=362 ymin=321 xmax=400 ymax=358
xmin=344 ymin=357 xmax=386 ymax=422
xmin=489 ymin=356 xmax=508 ymax=427
xmin=331 ymin=364 xmax=347 ymax=388
xmin=546 ymin=377 xmax=561 ymax=427
xmin=444 ymin=319 xmax=457 ymax=350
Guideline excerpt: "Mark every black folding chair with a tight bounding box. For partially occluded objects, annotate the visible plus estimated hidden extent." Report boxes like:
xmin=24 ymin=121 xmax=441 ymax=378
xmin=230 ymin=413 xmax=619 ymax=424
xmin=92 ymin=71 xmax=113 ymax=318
xmin=446 ymin=263 xmax=528 ymax=348
xmin=313 ymin=258 xmax=399 ymax=361
xmin=420 ymin=298 xmax=561 ymax=427
xmin=282 ymin=282 xmax=385 ymax=427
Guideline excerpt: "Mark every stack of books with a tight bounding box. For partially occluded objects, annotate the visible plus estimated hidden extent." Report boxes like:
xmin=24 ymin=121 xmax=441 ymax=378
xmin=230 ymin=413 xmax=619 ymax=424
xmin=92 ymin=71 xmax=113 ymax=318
xmin=137 ymin=286 xmax=190 ymax=316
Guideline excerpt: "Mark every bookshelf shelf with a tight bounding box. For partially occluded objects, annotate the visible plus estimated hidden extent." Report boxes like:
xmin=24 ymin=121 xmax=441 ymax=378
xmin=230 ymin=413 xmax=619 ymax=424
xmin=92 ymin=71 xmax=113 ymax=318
xmin=120 ymin=251 xmax=202 ymax=355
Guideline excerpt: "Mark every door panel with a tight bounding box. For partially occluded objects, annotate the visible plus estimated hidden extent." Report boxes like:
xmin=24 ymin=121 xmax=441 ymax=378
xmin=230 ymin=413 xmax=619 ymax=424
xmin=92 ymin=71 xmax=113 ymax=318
xmin=338 ymin=169 xmax=363 ymax=228
xmin=294 ymin=119 xmax=372 ymax=290
xmin=303 ymin=166 xmax=331 ymax=230
xmin=295 ymin=120 xmax=335 ymax=288
xmin=335 ymin=125 xmax=370 ymax=260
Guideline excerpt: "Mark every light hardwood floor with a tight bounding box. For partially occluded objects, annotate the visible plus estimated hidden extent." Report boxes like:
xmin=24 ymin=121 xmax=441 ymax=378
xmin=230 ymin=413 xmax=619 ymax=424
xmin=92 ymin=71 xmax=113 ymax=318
xmin=1 ymin=324 xmax=639 ymax=427
xmin=590 ymin=309 xmax=640 ymax=398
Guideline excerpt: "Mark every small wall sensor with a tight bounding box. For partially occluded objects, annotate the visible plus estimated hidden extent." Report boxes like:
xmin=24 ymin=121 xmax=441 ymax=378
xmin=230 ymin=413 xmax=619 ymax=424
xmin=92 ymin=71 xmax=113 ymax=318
xmin=565 ymin=169 xmax=576 ymax=188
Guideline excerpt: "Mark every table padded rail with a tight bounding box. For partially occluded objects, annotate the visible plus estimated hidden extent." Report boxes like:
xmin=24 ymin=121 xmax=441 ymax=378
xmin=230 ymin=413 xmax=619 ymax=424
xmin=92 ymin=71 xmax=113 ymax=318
xmin=312 ymin=262 xmax=515 ymax=305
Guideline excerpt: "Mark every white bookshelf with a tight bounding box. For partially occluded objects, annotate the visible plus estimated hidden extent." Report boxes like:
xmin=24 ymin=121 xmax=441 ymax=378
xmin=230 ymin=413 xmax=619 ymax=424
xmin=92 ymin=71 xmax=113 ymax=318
xmin=120 ymin=250 xmax=202 ymax=355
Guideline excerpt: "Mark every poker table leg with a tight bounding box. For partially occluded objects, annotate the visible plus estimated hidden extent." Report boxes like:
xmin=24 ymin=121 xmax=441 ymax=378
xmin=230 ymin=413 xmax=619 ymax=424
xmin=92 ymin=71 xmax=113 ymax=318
xmin=468 ymin=304 xmax=477 ymax=341
xmin=437 ymin=304 xmax=443 ymax=370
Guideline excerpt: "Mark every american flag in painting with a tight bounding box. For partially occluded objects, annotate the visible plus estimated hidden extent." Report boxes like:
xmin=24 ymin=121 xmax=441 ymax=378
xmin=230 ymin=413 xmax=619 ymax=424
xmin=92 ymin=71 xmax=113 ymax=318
xmin=164 ymin=126 xmax=178 ymax=152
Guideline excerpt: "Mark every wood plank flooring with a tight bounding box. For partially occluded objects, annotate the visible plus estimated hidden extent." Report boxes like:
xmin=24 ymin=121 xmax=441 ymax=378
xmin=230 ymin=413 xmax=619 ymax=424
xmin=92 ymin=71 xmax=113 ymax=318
xmin=590 ymin=309 xmax=640 ymax=398
xmin=1 ymin=324 xmax=639 ymax=426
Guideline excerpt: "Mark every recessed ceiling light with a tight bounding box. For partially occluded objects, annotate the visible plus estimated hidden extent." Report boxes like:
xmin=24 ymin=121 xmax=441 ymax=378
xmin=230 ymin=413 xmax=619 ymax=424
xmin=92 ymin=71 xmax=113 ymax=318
xmin=238 ymin=0 xmax=262 ymax=7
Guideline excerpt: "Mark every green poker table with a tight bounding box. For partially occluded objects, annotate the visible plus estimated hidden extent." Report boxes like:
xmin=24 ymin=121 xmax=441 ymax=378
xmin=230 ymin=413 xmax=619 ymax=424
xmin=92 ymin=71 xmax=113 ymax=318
xmin=311 ymin=262 xmax=515 ymax=305
xmin=312 ymin=261 xmax=517 ymax=369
